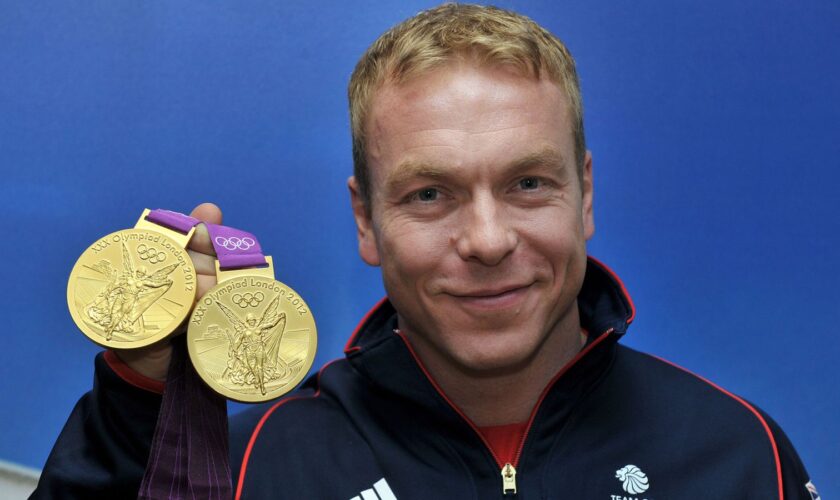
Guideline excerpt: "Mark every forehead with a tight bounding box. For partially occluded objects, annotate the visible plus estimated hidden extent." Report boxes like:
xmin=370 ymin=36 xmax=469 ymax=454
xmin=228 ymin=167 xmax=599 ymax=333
xmin=365 ymin=61 xmax=575 ymax=187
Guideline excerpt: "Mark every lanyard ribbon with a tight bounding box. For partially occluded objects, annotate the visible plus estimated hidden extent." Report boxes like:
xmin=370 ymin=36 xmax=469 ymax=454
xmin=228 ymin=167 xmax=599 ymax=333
xmin=136 ymin=209 xmax=266 ymax=499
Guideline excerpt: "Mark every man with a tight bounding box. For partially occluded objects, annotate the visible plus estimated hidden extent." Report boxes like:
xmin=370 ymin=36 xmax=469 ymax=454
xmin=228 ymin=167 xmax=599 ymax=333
xmin=35 ymin=4 xmax=815 ymax=499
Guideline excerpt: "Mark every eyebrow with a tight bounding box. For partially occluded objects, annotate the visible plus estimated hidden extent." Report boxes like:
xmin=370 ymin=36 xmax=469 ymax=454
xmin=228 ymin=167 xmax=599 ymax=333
xmin=506 ymin=147 xmax=569 ymax=177
xmin=384 ymin=147 xmax=570 ymax=193
xmin=384 ymin=161 xmax=451 ymax=193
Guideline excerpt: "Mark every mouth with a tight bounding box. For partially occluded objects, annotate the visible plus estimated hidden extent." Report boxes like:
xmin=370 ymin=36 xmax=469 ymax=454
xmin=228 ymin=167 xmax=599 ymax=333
xmin=445 ymin=283 xmax=534 ymax=311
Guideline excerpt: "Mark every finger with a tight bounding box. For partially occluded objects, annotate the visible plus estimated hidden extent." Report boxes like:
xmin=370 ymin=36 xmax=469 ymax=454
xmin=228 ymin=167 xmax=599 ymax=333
xmin=188 ymin=249 xmax=217 ymax=276
xmin=196 ymin=273 xmax=218 ymax=301
xmin=190 ymin=202 xmax=223 ymax=223
xmin=188 ymin=203 xmax=223 ymax=255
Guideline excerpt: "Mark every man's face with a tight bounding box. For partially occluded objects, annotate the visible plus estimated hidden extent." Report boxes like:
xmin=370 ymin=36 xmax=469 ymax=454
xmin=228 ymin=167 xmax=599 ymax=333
xmin=350 ymin=61 xmax=594 ymax=375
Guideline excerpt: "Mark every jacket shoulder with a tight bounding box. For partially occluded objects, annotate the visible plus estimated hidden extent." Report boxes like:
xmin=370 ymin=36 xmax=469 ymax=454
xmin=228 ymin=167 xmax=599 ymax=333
xmin=229 ymin=358 xmax=385 ymax=498
xmin=610 ymin=345 xmax=783 ymax=454
xmin=577 ymin=344 xmax=811 ymax=498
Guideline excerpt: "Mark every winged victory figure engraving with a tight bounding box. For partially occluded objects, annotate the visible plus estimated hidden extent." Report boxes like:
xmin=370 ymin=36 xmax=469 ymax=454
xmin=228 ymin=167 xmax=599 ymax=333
xmin=84 ymin=241 xmax=181 ymax=340
xmin=215 ymin=295 xmax=288 ymax=395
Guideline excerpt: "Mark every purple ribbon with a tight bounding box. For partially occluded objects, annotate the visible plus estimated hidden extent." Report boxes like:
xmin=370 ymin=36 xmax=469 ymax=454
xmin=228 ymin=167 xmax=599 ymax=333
xmin=146 ymin=209 xmax=201 ymax=234
xmin=138 ymin=209 xmax=234 ymax=500
xmin=138 ymin=211 xmax=270 ymax=499
xmin=205 ymin=222 xmax=267 ymax=270
xmin=147 ymin=208 xmax=267 ymax=270
xmin=137 ymin=337 xmax=231 ymax=500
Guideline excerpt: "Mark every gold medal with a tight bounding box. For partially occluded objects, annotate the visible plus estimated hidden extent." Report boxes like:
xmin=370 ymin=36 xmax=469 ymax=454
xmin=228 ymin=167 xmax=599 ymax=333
xmin=67 ymin=210 xmax=198 ymax=349
xmin=187 ymin=257 xmax=317 ymax=403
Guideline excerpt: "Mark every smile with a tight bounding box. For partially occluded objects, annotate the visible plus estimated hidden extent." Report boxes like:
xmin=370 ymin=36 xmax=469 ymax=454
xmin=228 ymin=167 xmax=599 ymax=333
xmin=446 ymin=283 xmax=533 ymax=311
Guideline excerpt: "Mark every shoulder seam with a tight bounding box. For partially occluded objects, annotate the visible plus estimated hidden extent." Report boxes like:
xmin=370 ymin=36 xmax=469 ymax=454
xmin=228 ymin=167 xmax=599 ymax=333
xmin=650 ymin=354 xmax=783 ymax=500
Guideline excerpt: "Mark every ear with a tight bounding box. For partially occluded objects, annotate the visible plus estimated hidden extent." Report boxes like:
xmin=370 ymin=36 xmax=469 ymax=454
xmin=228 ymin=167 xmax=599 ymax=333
xmin=581 ymin=151 xmax=595 ymax=241
xmin=348 ymin=176 xmax=381 ymax=266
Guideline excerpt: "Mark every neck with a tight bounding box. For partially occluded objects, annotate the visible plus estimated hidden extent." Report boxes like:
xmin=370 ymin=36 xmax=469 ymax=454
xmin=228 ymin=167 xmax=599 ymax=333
xmin=402 ymin=307 xmax=586 ymax=427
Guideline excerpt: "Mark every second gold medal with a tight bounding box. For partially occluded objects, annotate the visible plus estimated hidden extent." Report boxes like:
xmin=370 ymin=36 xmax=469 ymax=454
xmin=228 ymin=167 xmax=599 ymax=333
xmin=187 ymin=223 xmax=317 ymax=403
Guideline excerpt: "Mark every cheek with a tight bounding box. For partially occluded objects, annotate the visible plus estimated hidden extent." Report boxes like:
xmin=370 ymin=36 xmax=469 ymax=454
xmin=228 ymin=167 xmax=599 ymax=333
xmin=515 ymin=215 xmax=588 ymax=286
xmin=377 ymin=220 xmax=452 ymax=285
xmin=519 ymin=207 xmax=585 ymax=248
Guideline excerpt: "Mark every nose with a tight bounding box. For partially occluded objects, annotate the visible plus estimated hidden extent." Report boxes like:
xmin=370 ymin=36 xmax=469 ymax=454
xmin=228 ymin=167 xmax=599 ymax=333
xmin=454 ymin=193 xmax=517 ymax=266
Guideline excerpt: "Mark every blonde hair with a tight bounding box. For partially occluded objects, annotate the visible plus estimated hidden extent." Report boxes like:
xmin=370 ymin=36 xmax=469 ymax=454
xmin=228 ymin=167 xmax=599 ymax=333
xmin=348 ymin=3 xmax=586 ymax=204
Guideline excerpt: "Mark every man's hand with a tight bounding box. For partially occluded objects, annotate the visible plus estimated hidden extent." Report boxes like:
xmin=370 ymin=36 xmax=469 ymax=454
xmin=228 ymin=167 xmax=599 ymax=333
xmin=114 ymin=203 xmax=223 ymax=381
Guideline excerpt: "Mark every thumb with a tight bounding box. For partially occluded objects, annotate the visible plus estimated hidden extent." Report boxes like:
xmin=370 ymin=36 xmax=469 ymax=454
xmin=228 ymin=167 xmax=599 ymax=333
xmin=188 ymin=202 xmax=223 ymax=255
xmin=190 ymin=202 xmax=222 ymax=224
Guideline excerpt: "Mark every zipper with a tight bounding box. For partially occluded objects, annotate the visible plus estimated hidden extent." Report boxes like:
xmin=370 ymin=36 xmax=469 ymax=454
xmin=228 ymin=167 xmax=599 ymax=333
xmin=501 ymin=463 xmax=517 ymax=495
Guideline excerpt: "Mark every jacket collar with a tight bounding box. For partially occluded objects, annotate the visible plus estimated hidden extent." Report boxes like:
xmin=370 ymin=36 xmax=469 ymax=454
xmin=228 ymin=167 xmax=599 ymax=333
xmin=340 ymin=257 xmax=635 ymax=467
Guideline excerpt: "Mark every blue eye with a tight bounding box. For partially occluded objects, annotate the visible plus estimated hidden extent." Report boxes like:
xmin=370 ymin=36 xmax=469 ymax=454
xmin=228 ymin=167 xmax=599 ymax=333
xmin=519 ymin=177 xmax=540 ymax=190
xmin=416 ymin=188 xmax=439 ymax=202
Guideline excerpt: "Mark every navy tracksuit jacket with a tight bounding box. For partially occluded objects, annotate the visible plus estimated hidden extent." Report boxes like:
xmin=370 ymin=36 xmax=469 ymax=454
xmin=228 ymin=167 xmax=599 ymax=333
xmin=34 ymin=258 xmax=816 ymax=499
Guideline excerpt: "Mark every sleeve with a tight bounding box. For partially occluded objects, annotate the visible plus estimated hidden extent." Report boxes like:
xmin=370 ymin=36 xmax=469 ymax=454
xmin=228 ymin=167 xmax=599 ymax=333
xmin=759 ymin=409 xmax=819 ymax=500
xmin=30 ymin=352 xmax=163 ymax=500
xmin=228 ymin=401 xmax=279 ymax=489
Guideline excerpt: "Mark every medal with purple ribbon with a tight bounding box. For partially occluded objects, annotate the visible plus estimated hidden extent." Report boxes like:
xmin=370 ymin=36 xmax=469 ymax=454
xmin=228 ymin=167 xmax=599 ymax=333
xmin=67 ymin=209 xmax=201 ymax=349
xmin=186 ymin=223 xmax=318 ymax=403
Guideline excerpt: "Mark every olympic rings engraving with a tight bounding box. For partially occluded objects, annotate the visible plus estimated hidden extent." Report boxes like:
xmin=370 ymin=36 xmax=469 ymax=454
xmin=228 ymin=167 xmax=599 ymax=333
xmin=214 ymin=236 xmax=256 ymax=251
xmin=233 ymin=292 xmax=264 ymax=308
xmin=137 ymin=244 xmax=167 ymax=264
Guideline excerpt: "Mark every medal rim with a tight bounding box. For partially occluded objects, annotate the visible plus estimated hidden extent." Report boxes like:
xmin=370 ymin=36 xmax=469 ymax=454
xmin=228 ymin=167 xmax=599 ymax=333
xmin=67 ymin=227 xmax=198 ymax=349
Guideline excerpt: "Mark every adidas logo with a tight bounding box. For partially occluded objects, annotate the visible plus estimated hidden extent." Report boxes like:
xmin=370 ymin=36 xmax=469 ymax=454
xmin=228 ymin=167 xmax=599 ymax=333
xmin=349 ymin=477 xmax=397 ymax=500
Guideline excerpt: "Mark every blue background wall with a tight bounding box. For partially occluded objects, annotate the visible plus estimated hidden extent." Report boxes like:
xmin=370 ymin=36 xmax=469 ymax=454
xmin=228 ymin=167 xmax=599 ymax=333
xmin=1 ymin=0 xmax=837 ymax=496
